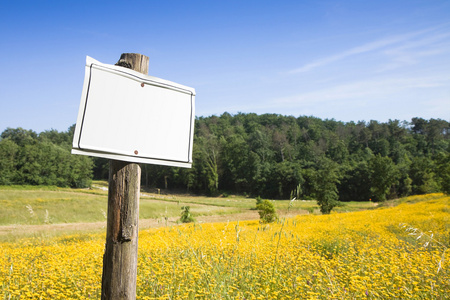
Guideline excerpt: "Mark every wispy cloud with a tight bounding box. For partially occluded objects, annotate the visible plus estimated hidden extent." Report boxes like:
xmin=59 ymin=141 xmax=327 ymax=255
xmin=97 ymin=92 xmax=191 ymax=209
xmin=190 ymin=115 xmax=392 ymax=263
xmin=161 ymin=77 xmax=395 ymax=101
xmin=377 ymin=32 xmax=450 ymax=72
xmin=274 ymin=74 xmax=449 ymax=105
xmin=288 ymin=25 xmax=449 ymax=74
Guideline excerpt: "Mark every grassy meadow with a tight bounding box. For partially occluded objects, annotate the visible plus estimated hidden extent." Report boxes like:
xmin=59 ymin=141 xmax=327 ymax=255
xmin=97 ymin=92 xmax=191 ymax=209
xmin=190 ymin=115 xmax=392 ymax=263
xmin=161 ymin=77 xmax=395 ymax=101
xmin=0 ymin=183 xmax=247 ymax=227
xmin=0 ymin=186 xmax=448 ymax=299
xmin=0 ymin=181 xmax=373 ymax=228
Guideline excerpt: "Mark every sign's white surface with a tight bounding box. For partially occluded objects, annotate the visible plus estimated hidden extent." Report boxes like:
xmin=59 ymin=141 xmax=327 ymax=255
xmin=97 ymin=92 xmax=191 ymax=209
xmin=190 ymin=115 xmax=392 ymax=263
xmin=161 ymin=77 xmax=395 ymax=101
xmin=72 ymin=56 xmax=195 ymax=168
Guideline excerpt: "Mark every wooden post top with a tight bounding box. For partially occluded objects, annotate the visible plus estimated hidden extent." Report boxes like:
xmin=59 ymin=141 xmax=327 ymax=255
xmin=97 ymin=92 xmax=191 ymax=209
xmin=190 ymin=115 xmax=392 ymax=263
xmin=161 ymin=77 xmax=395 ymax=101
xmin=115 ymin=53 xmax=149 ymax=75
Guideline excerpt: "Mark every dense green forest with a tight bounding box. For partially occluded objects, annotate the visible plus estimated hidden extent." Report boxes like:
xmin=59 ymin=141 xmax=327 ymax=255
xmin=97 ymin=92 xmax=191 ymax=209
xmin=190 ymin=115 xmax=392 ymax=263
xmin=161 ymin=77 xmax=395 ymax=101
xmin=0 ymin=126 xmax=92 ymax=188
xmin=1 ymin=114 xmax=449 ymax=202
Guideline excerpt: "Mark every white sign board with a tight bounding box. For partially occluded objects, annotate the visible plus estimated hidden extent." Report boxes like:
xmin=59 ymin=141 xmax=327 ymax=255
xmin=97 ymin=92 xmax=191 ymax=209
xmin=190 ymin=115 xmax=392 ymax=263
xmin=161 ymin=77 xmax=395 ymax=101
xmin=72 ymin=56 xmax=195 ymax=168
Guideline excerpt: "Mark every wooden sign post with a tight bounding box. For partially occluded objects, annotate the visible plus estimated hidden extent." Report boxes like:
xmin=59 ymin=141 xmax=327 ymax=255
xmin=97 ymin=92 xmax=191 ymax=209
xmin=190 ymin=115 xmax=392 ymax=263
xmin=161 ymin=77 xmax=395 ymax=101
xmin=71 ymin=52 xmax=195 ymax=299
xmin=101 ymin=53 xmax=148 ymax=300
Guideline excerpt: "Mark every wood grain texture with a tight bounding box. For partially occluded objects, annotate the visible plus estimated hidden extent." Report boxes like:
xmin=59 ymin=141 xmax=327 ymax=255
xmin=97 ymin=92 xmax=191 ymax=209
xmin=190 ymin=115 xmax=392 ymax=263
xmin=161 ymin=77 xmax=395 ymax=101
xmin=101 ymin=53 xmax=148 ymax=300
xmin=116 ymin=53 xmax=149 ymax=75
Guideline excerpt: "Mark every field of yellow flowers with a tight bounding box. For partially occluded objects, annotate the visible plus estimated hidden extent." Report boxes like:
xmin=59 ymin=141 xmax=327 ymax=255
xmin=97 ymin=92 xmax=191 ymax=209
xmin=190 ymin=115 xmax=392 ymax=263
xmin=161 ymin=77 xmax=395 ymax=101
xmin=1 ymin=194 xmax=449 ymax=299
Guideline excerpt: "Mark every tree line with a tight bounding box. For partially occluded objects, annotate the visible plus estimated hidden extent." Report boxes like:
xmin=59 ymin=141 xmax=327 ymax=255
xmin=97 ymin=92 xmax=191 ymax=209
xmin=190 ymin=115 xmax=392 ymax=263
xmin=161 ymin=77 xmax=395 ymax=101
xmin=0 ymin=126 xmax=92 ymax=188
xmin=137 ymin=113 xmax=449 ymax=202
xmin=1 ymin=114 xmax=449 ymax=202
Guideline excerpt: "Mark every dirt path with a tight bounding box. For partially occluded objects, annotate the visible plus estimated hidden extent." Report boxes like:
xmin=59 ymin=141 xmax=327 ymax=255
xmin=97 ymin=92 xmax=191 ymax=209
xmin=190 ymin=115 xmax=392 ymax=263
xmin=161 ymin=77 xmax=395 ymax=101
xmin=0 ymin=211 xmax=257 ymax=237
xmin=0 ymin=211 xmax=305 ymax=237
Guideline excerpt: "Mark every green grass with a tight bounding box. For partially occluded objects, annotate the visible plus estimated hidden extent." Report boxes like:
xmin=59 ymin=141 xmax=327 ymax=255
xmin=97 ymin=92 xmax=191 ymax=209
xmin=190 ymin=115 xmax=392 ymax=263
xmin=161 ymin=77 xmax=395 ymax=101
xmin=0 ymin=189 xmax=108 ymax=225
xmin=139 ymin=199 xmax=239 ymax=220
xmin=0 ymin=185 xmax=245 ymax=227
xmin=0 ymin=183 xmax=379 ymax=227
xmin=92 ymin=180 xmax=108 ymax=189
xmin=141 ymin=193 xmax=257 ymax=209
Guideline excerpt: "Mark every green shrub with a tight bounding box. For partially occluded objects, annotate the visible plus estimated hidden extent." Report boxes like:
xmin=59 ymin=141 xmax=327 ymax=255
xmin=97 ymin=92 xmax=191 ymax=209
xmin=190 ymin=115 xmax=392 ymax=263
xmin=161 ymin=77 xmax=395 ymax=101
xmin=179 ymin=206 xmax=195 ymax=223
xmin=256 ymin=200 xmax=277 ymax=223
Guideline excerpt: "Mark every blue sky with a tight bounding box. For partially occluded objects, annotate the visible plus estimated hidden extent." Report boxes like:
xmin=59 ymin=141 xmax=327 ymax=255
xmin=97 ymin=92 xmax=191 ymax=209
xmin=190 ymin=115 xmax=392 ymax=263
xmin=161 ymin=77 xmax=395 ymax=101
xmin=1 ymin=0 xmax=449 ymax=134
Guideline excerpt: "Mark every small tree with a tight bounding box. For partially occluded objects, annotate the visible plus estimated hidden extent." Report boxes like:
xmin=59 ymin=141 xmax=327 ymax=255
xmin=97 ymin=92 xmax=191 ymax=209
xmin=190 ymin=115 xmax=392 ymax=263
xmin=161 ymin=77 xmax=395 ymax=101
xmin=312 ymin=158 xmax=341 ymax=214
xmin=256 ymin=200 xmax=278 ymax=223
xmin=180 ymin=206 xmax=195 ymax=223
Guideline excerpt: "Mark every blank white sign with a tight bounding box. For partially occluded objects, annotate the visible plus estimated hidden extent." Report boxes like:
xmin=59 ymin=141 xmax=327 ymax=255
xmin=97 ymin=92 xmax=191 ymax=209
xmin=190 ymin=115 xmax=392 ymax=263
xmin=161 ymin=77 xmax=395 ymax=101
xmin=72 ymin=56 xmax=195 ymax=168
